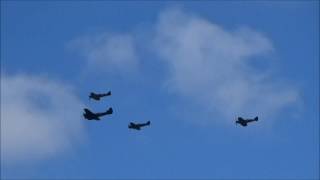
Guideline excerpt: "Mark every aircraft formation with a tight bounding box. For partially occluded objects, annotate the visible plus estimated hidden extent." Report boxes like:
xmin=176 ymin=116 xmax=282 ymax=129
xmin=83 ymin=91 xmax=150 ymax=130
xmin=83 ymin=90 xmax=258 ymax=129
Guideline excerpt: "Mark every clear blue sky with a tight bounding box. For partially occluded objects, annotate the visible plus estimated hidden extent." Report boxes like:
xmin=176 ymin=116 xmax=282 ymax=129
xmin=1 ymin=1 xmax=319 ymax=179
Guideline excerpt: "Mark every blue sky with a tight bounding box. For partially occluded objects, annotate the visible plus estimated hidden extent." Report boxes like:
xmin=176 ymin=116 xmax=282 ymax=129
xmin=1 ymin=1 xmax=319 ymax=179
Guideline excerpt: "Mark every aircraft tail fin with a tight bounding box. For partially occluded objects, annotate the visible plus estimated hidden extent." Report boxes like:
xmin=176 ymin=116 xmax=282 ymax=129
xmin=254 ymin=116 xmax=258 ymax=121
xmin=107 ymin=91 xmax=111 ymax=96
xmin=106 ymin=107 xmax=113 ymax=114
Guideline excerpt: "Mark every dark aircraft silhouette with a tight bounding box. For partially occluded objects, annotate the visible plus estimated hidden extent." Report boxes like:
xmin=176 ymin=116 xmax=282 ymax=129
xmin=83 ymin=108 xmax=113 ymax=120
xmin=89 ymin=91 xmax=111 ymax=101
xmin=128 ymin=121 xmax=151 ymax=130
xmin=236 ymin=116 xmax=258 ymax=126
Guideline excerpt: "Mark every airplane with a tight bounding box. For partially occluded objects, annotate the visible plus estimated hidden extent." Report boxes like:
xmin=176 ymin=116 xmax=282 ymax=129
xmin=128 ymin=121 xmax=151 ymax=130
xmin=236 ymin=116 xmax=258 ymax=127
xmin=89 ymin=91 xmax=111 ymax=101
xmin=83 ymin=108 xmax=113 ymax=120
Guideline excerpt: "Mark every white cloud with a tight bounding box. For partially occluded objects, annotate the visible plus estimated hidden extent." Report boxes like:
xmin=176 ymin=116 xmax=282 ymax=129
xmin=67 ymin=7 xmax=300 ymax=124
xmin=69 ymin=33 xmax=139 ymax=74
xmin=1 ymin=74 xmax=86 ymax=165
xmin=153 ymin=8 xmax=300 ymax=122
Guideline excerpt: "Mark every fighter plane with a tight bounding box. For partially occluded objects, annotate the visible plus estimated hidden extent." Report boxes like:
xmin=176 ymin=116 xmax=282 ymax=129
xmin=89 ymin=91 xmax=111 ymax=101
xmin=236 ymin=116 xmax=258 ymax=126
xmin=128 ymin=121 xmax=151 ymax=130
xmin=83 ymin=108 xmax=113 ymax=120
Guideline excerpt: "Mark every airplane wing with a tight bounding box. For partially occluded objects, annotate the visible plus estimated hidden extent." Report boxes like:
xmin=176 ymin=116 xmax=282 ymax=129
xmin=84 ymin=108 xmax=94 ymax=115
xmin=130 ymin=122 xmax=135 ymax=126
xmin=238 ymin=117 xmax=244 ymax=121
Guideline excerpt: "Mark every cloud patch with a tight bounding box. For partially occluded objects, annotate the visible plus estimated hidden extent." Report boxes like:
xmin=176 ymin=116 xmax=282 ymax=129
xmin=153 ymin=8 xmax=300 ymax=122
xmin=67 ymin=8 xmax=300 ymax=124
xmin=1 ymin=74 xmax=86 ymax=165
xmin=68 ymin=33 xmax=139 ymax=74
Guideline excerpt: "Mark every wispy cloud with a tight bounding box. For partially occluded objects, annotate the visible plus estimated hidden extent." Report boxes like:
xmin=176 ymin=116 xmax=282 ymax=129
xmin=68 ymin=7 xmax=300 ymax=124
xmin=68 ymin=32 xmax=139 ymax=75
xmin=1 ymin=74 xmax=86 ymax=165
xmin=152 ymin=8 xmax=300 ymax=122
